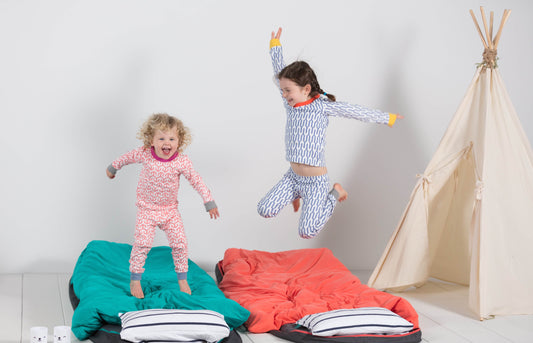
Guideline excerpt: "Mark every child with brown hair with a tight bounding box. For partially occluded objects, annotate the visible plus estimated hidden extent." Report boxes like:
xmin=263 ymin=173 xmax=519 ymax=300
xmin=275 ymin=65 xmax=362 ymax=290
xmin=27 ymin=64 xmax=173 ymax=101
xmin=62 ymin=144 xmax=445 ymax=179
xmin=258 ymin=28 xmax=403 ymax=239
xmin=107 ymin=113 xmax=219 ymax=298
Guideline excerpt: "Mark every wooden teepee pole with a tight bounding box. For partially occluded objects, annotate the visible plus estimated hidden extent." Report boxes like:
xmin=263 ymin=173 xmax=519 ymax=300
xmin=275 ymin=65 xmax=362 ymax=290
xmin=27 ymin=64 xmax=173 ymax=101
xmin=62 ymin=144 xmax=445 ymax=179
xmin=470 ymin=9 xmax=488 ymax=49
xmin=480 ymin=7 xmax=493 ymax=49
xmin=489 ymin=11 xmax=494 ymax=45
xmin=493 ymin=9 xmax=511 ymax=48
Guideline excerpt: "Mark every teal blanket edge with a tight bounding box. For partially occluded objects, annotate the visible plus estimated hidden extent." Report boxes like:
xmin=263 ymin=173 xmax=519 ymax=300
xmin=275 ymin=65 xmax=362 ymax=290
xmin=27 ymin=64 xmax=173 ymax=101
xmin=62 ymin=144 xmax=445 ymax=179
xmin=70 ymin=240 xmax=250 ymax=340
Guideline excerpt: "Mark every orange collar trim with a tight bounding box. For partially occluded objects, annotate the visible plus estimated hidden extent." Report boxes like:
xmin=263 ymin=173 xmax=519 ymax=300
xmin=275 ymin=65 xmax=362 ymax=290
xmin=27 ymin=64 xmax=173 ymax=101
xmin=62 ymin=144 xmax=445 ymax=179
xmin=293 ymin=94 xmax=320 ymax=108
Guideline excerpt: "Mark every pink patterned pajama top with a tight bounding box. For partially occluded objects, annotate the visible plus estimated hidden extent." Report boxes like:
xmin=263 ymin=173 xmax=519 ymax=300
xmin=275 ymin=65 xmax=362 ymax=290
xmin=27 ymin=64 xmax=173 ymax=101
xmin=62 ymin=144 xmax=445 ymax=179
xmin=107 ymin=146 xmax=216 ymax=211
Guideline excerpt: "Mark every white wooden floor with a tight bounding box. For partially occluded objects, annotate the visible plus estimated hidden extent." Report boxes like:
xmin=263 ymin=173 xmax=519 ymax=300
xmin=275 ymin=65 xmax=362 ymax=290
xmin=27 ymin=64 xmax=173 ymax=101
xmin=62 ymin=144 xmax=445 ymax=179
xmin=2 ymin=271 xmax=532 ymax=343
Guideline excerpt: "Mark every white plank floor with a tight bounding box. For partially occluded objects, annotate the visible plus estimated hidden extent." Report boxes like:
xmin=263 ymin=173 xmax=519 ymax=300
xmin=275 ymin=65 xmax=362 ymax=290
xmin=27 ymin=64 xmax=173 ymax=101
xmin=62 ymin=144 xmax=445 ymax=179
xmin=2 ymin=271 xmax=532 ymax=343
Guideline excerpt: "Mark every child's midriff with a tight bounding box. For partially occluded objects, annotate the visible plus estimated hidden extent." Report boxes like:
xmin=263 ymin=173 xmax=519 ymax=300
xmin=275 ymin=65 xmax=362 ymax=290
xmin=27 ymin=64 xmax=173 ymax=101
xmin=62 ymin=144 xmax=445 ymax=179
xmin=290 ymin=162 xmax=327 ymax=177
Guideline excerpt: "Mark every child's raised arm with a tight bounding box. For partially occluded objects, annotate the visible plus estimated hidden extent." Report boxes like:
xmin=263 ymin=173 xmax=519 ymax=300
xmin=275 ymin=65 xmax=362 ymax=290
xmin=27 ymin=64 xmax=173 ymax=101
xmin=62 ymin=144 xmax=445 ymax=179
xmin=270 ymin=27 xmax=287 ymax=104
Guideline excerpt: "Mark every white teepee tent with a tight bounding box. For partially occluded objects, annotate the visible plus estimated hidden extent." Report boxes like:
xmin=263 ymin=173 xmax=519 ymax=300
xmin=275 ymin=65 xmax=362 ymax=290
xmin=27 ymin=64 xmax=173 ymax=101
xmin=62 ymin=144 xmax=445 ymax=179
xmin=368 ymin=8 xmax=533 ymax=320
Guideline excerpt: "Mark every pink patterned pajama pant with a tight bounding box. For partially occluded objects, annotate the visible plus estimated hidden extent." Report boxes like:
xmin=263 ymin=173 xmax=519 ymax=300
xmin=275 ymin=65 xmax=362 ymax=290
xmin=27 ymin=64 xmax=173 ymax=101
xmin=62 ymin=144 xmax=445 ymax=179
xmin=129 ymin=207 xmax=188 ymax=280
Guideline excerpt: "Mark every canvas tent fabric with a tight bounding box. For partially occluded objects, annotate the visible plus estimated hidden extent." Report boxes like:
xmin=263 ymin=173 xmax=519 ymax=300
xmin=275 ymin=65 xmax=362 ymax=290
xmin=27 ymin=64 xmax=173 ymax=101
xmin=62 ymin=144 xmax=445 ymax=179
xmin=368 ymin=8 xmax=533 ymax=320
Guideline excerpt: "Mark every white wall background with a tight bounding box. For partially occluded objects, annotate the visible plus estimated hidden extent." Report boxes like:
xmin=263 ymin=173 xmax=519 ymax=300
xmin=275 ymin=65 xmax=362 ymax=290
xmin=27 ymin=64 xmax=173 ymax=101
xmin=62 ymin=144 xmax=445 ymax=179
xmin=1 ymin=0 xmax=532 ymax=274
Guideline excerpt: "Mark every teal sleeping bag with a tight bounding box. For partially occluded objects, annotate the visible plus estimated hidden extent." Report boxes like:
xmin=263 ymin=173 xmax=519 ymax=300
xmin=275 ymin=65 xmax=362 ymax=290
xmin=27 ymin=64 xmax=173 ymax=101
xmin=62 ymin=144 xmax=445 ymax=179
xmin=70 ymin=240 xmax=250 ymax=340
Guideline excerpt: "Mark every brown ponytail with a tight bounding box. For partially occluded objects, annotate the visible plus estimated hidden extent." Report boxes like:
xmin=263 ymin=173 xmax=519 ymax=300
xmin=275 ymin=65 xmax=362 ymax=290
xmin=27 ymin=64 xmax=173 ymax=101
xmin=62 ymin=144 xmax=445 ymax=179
xmin=319 ymin=89 xmax=336 ymax=102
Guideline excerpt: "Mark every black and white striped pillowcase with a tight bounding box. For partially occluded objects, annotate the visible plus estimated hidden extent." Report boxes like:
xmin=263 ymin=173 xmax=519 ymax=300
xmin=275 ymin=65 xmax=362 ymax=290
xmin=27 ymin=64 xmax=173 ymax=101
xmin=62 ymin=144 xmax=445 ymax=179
xmin=119 ymin=309 xmax=230 ymax=343
xmin=297 ymin=307 xmax=414 ymax=336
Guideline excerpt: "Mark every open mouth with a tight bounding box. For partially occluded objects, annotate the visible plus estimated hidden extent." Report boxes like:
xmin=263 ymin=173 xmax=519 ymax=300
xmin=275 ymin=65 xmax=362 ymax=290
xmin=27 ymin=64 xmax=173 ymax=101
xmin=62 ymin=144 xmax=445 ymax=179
xmin=162 ymin=147 xmax=172 ymax=155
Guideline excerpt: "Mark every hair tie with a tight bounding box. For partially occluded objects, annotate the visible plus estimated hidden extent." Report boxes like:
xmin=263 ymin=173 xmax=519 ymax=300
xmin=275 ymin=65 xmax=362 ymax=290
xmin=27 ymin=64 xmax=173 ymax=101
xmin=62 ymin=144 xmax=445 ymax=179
xmin=323 ymin=92 xmax=327 ymax=96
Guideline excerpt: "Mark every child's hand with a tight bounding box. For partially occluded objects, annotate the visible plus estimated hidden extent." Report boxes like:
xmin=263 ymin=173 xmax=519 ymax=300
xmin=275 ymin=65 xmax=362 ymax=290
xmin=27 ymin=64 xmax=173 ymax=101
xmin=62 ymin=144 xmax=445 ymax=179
xmin=106 ymin=168 xmax=115 ymax=179
xmin=208 ymin=207 xmax=220 ymax=219
xmin=271 ymin=27 xmax=282 ymax=40
xmin=397 ymin=114 xmax=404 ymax=120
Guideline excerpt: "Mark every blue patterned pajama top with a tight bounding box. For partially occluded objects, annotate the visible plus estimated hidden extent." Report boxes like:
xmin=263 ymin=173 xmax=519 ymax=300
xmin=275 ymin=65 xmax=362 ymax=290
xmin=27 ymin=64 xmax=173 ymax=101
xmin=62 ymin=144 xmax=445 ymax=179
xmin=269 ymin=38 xmax=397 ymax=167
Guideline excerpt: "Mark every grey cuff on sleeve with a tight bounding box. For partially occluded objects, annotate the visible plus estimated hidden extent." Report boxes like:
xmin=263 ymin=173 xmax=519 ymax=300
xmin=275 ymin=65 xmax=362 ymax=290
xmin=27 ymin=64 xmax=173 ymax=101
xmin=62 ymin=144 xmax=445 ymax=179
xmin=131 ymin=272 xmax=142 ymax=281
xmin=329 ymin=188 xmax=340 ymax=201
xmin=107 ymin=164 xmax=117 ymax=175
xmin=204 ymin=201 xmax=217 ymax=211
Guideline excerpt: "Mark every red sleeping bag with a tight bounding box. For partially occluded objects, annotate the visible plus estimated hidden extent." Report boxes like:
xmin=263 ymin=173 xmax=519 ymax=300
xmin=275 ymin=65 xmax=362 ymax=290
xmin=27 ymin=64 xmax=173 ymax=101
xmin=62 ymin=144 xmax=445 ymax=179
xmin=217 ymin=248 xmax=420 ymax=334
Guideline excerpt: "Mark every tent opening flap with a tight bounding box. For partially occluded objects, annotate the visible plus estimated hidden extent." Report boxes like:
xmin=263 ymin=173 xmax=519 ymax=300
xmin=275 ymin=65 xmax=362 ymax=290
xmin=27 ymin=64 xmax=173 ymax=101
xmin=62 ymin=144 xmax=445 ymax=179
xmin=427 ymin=150 xmax=476 ymax=286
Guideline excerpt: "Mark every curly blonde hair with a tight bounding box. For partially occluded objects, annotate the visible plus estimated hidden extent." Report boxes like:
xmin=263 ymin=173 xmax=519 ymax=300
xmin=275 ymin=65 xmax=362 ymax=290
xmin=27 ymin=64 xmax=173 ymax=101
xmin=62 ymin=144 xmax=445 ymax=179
xmin=137 ymin=113 xmax=192 ymax=152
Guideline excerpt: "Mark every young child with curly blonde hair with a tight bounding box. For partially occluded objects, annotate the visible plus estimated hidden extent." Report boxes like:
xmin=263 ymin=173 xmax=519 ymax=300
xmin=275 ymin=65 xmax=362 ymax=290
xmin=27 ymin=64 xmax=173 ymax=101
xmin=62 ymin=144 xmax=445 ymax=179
xmin=107 ymin=113 xmax=219 ymax=298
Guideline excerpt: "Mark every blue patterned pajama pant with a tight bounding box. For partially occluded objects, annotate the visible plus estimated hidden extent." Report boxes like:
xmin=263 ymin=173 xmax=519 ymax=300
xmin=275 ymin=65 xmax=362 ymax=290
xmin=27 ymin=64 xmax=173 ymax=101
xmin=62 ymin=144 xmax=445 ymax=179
xmin=257 ymin=168 xmax=338 ymax=238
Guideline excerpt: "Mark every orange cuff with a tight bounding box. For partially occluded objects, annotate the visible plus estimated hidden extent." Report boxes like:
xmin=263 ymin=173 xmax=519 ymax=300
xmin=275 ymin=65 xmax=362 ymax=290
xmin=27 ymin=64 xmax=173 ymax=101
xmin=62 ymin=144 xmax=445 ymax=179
xmin=270 ymin=38 xmax=281 ymax=49
xmin=388 ymin=113 xmax=397 ymax=127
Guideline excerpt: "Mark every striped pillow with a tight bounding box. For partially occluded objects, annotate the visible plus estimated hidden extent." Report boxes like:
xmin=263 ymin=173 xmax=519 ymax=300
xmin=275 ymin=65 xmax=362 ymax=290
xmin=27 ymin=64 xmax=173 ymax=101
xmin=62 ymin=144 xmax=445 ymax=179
xmin=297 ymin=307 xmax=414 ymax=336
xmin=119 ymin=309 xmax=230 ymax=343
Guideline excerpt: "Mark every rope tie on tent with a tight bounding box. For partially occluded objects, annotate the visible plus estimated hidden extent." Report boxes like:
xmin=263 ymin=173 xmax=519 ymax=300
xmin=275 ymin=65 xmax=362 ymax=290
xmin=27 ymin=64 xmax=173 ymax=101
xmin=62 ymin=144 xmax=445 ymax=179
xmin=416 ymin=174 xmax=432 ymax=222
xmin=416 ymin=174 xmax=432 ymax=200
xmin=416 ymin=174 xmax=432 ymax=185
xmin=480 ymin=48 xmax=498 ymax=69
xmin=475 ymin=180 xmax=484 ymax=200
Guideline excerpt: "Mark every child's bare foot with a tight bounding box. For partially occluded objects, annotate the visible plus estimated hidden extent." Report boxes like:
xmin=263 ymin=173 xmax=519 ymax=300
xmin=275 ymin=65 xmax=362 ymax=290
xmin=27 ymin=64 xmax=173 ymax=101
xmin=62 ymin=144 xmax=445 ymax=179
xmin=178 ymin=279 xmax=191 ymax=295
xmin=130 ymin=280 xmax=144 ymax=298
xmin=333 ymin=183 xmax=348 ymax=202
